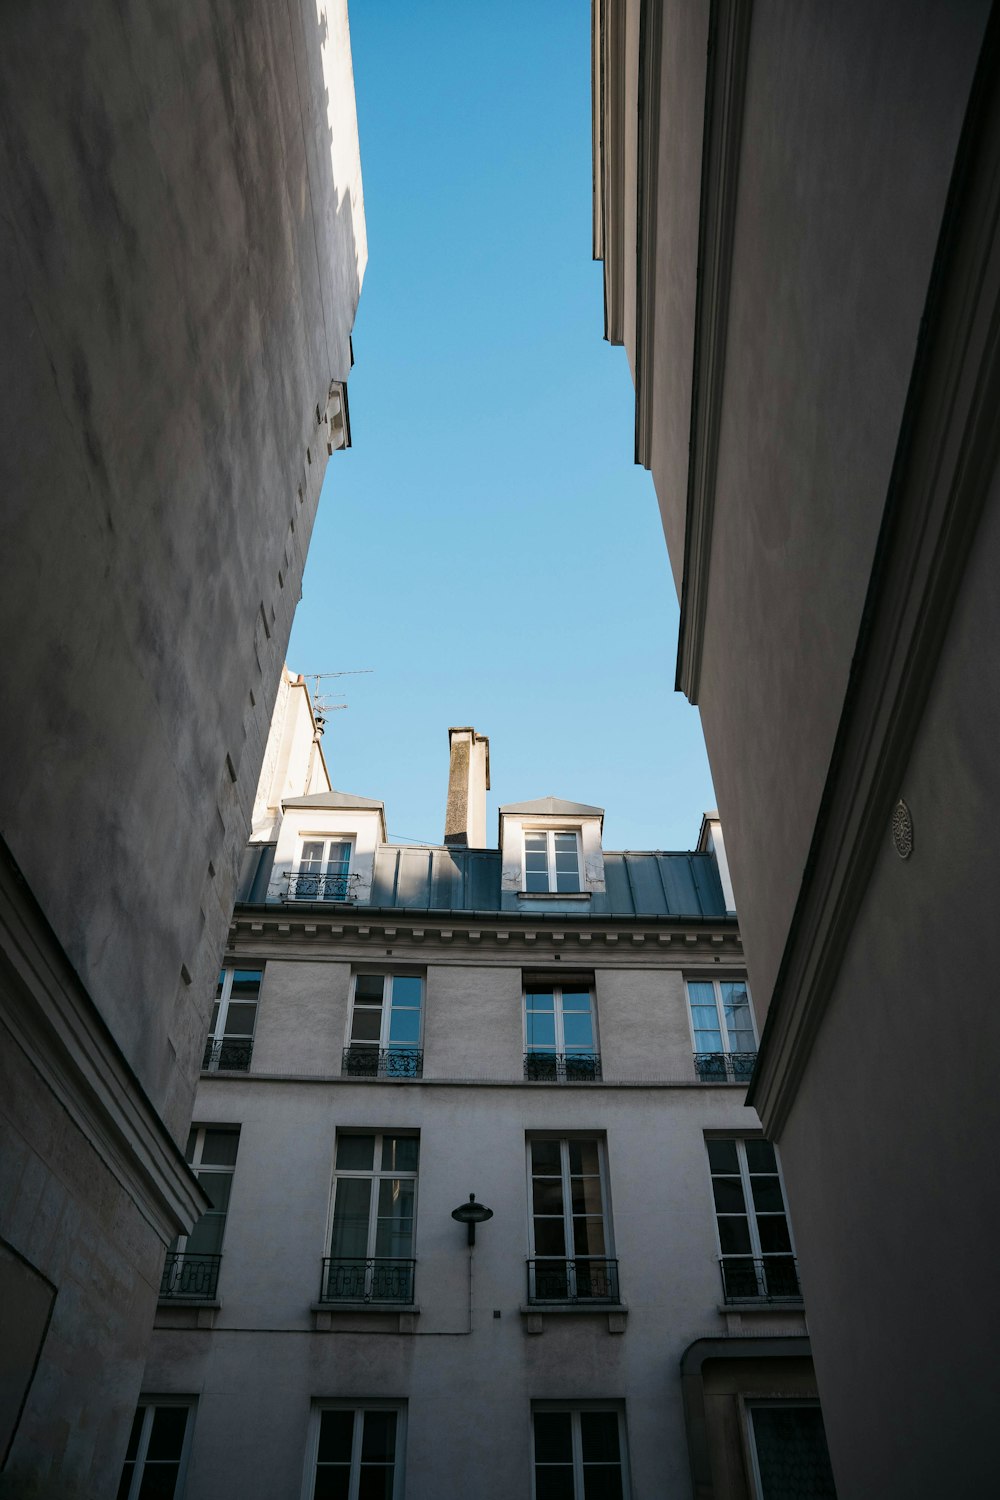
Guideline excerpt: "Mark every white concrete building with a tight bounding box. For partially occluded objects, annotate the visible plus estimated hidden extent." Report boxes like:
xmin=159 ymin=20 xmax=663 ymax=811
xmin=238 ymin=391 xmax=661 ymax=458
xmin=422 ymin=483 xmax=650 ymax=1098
xmin=131 ymin=712 xmax=834 ymax=1499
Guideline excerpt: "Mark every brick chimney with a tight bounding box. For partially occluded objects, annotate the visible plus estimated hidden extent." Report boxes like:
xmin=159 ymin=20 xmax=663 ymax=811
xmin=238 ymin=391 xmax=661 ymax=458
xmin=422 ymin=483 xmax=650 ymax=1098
xmin=444 ymin=727 xmax=490 ymax=848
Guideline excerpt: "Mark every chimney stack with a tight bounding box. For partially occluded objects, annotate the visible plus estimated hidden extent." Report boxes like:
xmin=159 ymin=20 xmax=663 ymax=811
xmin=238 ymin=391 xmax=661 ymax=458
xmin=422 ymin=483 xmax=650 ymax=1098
xmin=444 ymin=727 xmax=490 ymax=848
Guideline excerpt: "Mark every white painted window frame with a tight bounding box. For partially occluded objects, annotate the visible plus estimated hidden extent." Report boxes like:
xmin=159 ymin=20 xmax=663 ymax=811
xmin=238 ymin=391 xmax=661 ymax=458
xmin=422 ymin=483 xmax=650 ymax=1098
xmin=525 ymin=1135 xmax=613 ymax=1298
xmin=205 ymin=966 xmax=262 ymax=1067
xmin=119 ymin=1398 xmax=196 ymax=1500
xmin=684 ymin=975 xmax=757 ymax=1054
xmin=706 ymin=1136 xmax=798 ymax=1294
xmin=345 ymin=973 xmax=425 ymax=1053
xmin=522 ymin=827 xmax=583 ymax=893
xmin=292 ymin=834 xmax=356 ymax=899
xmin=522 ymin=984 xmax=598 ymax=1057
xmin=328 ymin=1133 xmax=420 ymax=1297
xmin=172 ymin=1126 xmax=239 ymax=1258
xmin=744 ymin=1399 xmax=827 ymax=1500
xmin=530 ymin=1403 xmax=631 ymax=1500
xmin=302 ymin=1401 xmax=407 ymax=1500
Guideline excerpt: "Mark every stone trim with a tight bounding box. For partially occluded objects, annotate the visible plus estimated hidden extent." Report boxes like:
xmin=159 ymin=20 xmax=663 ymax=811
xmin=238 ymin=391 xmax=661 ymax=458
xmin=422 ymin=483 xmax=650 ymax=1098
xmin=675 ymin=0 xmax=754 ymax=703
xmin=0 ymin=840 xmax=208 ymax=1245
xmin=634 ymin=0 xmax=664 ymax=468
xmin=749 ymin=10 xmax=1000 ymax=1135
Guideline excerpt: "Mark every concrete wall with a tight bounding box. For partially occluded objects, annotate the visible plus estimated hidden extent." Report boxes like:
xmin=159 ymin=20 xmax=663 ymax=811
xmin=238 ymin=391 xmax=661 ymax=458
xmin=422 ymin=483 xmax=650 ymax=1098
xmin=143 ymin=935 xmax=795 ymax=1499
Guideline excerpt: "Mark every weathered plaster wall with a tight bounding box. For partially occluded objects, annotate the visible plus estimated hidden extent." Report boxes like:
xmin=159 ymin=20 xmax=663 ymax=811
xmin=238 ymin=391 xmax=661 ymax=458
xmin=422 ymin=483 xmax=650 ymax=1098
xmin=0 ymin=0 xmax=366 ymax=1141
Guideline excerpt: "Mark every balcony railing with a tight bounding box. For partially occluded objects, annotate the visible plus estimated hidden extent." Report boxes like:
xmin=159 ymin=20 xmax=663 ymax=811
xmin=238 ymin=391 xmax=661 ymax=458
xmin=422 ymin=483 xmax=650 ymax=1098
xmin=342 ymin=1046 xmax=423 ymax=1079
xmin=524 ymin=1051 xmax=602 ymax=1083
xmin=527 ymin=1257 xmax=620 ymax=1304
xmin=202 ymin=1037 xmax=254 ymax=1072
xmin=319 ymin=1257 xmax=416 ymax=1304
xmin=719 ymin=1255 xmax=801 ymax=1303
xmin=285 ymin=869 xmax=361 ymax=902
xmin=694 ymin=1050 xmax=758 ymax=1083
xmin=159 ymin=1252 xmax=222 ymax=1301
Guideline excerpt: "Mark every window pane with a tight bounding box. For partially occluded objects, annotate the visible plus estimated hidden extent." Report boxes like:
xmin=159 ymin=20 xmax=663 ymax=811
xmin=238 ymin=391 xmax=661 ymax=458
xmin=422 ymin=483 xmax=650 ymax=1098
xmin=209 ymin=1003 xmax=220 ymax=1035
xmin=196 ymin=1172 xmax=232 ymax=1214
xmin=719 ymin=1218 xmax=753 ymax=1255
xmin=525 ymin=871 xmax=550 ymax=892
xmin=568 ymin=1141 xmax=599 ymax=1176
xmin=751 ymin=1405 xmax=837 ymax=1499
xmin=526 ymin=1012 xmax=557 ymax=1049
xmin=351 ymin=1008 xmax=382 ymax=1043
xmin=185 ymin=1213 xmax=225 ymax=1256
xmin=375 ymin=1179 xmax=415 ymax=1257
xmin=533 ymin=1219 xmax=567 ymax=1255
xmin=361 ymin=1411 xmax=397 ymax=1463
xmin=712 ymin=1177 xmax=747 ymax=1214
xmin=527 ymin=989 xmax=555 ymax=1010
xmin=562 ymin=1012 xmax=595 ymax=1049
xmin=531 ymin=1139 xmax=562 ymax=1175
xmin=387 ymin=1009 xmax=420 ymax=1046
xmin=355 ymin=975 xmax=386 ymax=1001
xmin=535 ymin=1470 xmax=575 ymax=1500
xmin=560 ymin=991 xmax=591 ymax=1012
xmin=223 ymin=1002 xmax=257 ymax=1036
xmin=317 ymin=1411 xmax=354 ymax=1464
xmin=581 ymin=1413 xmax=620 ymax=1464
xmin=570 ymin=1175 xmax=603 ymax=1215
xmin=357 ymin=1468 xmax=394 ymax=1500
xmin=313 ymin=1468 xmax=351 ymax=1500
xmin=533 ymin=1178 xmax=564 ymax=1214
xmin=331 ymin=1179 xmax=372 ymax=1258
xmin=534 ymin=1413 xmax=573 ymax=1464
xmin=707 ymin=1139 xmax=739 ymax=1173
xmin=525 ymin=834 xmax=547 ymax=851
xmin=136 ymin=1466 xmax=181 ymax=1500
xmin=327 ymin=842 xmax=352 ymax=872
xmin=583 ymin=1466 xmax=624 ymax=1500
xmin=199 ymin=1129 xmax=239 ymax=1167
xmin=391 ymin=976 xmax=422 ymax=1006
xmin=381 ymin=1136 xmax=418 ymax=1173
xmin=573 ymin=1217 xmax=606 ymax=1255
xmin=125 ymin=1408 xmax=145 ymax=1462
xmin=744 ymin=1140 xmax=777 ymax=1173
xmin=116 ymin=1465 xmax=135 ymax=1500
xmin=231 ymin=969 xmax=262 ymax=998
xmin=302 ymin=842 xmax=325 ymax=864
xmin=553 ymin=834 xmax=577 ymax=853
xmin=337 ymin=1135 xmax=375 ymax=1170
xmin=751 ymin=1177 xmax=786 ymax=1214
xmin=758 ymin=1217 xmax=793 ymax=1254
xmin=555 ymin=869 xmax=581 ymax=892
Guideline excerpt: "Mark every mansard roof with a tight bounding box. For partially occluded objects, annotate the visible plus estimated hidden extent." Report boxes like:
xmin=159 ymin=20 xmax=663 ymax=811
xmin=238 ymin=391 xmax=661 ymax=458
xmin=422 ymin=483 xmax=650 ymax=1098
xmin=281 ymin=790 xmax=384 ymax=811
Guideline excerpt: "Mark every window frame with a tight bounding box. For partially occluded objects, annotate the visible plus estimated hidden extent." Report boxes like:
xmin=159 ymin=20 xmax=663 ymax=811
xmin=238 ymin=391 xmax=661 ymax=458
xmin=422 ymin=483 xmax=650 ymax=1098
xmin=522 ymin=827 xmax=583 ymax=894
xmin=325 ymin=1131 xmax=420 ymax=1303
xmin=530 ymin=1403 xmax=630 ymax=1500
xmin=744 ymin=1399 xmax=835 ymax=1500
xmin=706 ymin=1135 xmax=799 ymax=1302
xmin=685 ymin=976 xmax=757 ymax=1079
xmin=118 ymin=1397 xmax=196 ymax=1500
xmin=162 ymin=1126 xmax=240 ymax=1300
xmin=291 ymin=834 xmax=356 ymax=901
xmin=522 ymin=981 xmax=600 ymax=1081
xmin=343 ymin=971 xmax=425 ymax=1077
xmin=525 ymin=1134 xmax=616 ymax=1302
xmin=204 ymin=966 xmax=262 ymax=1072
xmin=302 ymin=1401 xmax=407 ymax=1500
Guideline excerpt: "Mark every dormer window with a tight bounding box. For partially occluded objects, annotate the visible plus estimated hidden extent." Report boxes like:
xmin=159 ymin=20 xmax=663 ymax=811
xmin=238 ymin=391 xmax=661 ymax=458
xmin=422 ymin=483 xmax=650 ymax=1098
xmin=524 ymin=830 xmax=581 ymax=893
xmin=290 ymin=837 xmax=354 ymax=901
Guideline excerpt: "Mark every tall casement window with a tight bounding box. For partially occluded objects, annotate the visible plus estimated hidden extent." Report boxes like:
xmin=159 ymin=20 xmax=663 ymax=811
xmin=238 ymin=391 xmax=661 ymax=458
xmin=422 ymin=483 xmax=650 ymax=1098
xmin=524 ymin=829 xmax=582 ymax=893
xmin=343 ymin=973 xmax=424 ymax=1078
xmin=305 ymin=1405 xmax=405 ymax=1500
xmin=117 ymin=1400 xmax=194 ymax=1500
xmin=747 ymin=1403 xmax=837 ymax=1499
xmin=527 ymin=1137 xmax=617 ymax=1303
xmin=203 ymin=967 xmax=261 ymax=1071
xmin=524 ymin=982 xmax=600 ymax=1081
xmin=290 ymin=836 xmax=354 ymax=900
xmin=532 ymin=1407 xmax=629 ymax=1500
xmin=160 ymin=1127 xmax=240 ymax=1300
xmin=687 ymin=978 xmax=757 ymax=1081
xmin=707 ymin=1138 xmax=799 ymax=1302
xmin=322 ymin=1133 xmax=418 ymax=1304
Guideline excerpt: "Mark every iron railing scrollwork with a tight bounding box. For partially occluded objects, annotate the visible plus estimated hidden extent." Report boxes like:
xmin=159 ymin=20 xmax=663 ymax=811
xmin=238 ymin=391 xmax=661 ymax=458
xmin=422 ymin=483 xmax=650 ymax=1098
xmin=524 ymin=1052 xmax=602 ymax=1083
xmin=202 ymin=1037 xmax=254 ymax=1072
xmin=285 ymin=869 xmax=361 ymax=902
xmin=694 ymin=1050 xmax=758 ymax=1083
xmin=320 ymin=1257 xmax=416 ymax=1304
xmin=159 ymin=1252 xmax=222 ymax=1301
xmin=527 ymin=1257 xmax=620 ymax=1304
xmin=719 ymin=1255 xmax=801 ymax=1303
xmin=342 ymin=1046 xmax=423 ymax=1079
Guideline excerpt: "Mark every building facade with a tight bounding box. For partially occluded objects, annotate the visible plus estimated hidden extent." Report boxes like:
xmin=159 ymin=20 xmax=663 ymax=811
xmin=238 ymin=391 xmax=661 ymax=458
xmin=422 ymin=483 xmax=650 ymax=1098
xmin=0 ymin=4 xmax=366 ymax=1492
xmin=132 ymin=719 xmax=834 ymax=1499
xmin=592 ymin=2 xmax=1000 ymax=1493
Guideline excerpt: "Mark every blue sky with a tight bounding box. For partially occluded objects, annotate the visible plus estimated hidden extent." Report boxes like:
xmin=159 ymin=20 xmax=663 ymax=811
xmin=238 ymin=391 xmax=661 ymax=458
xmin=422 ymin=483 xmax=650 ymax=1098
xmin=288 ymin=0 xmax=716 ymax=850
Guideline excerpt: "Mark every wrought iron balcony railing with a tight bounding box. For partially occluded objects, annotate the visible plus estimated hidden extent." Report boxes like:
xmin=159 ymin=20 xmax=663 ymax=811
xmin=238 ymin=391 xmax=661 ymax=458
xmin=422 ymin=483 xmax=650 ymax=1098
xmin=159 ymin=1252 xmax=222 ymax=1301
xmin=285 ymin=869 xmax=361 ymax=902
xmin=342 ymin=1046 xmax=423 ymax=1079
xmin=527 ymin=1257 xmax=620 ymax=1304
xmin=202 ymin=1037 xmax=254 ymax=1072
xmin=319 ymin=1257 xmax=416 ymax=1304
xmin=719 ymin=1255 xmax=801 ymax=1303
xmin=694 ymin=1050 xmax=758 ymax=1083
xmin=524 ymin=1051 xmax=602 ymax=1083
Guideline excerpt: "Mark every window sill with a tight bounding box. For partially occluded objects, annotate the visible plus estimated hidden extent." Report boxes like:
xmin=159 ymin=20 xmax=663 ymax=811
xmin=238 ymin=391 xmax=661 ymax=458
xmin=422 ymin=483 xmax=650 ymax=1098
xmin=154 ymin=1299 xmax=220 ymax=1330
xmin=520 ymin=1304 xmax=627 ymax=1335
xmin=717 ymin=1300 xmax=804 ymax=1313
xmin=517 ymin=891 xmax=592 ymax=901
xmin=311 ymin=1303 xmax=420 ymax=1334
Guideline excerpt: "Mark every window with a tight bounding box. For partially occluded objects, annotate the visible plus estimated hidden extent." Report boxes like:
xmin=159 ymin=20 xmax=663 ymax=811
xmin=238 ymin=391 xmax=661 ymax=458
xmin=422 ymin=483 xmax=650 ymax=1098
xmin=524 ymin=830 xmax=581 ymax=893
xmin=160 ymin=1127 xmax=240 ymax=1300
xmin=117 ymin=1400 xmax=194 ymax=1500
xmin=747 ymin=1403 xmax=836 ymax=1499
xmin=290 ymin=837 xmax=355 ymax=900
xmin=343 ymin=973 xmax=423 ymax=1078
xmin=305 ymin=1405 xmax=405 ymax=1500
xmin=687 ymin=978 xmax=757 ymax=1081
xmin=532 ymin=1407 xmax=629 ymax=1500
xmin=203 ymin=967 xmax=261 ymax=1071
xmin=707 ymin=1138 xmax=799 ymax=1302
xmin=524 ymin=983 xmax=600 ymax=1081
xmin=527 ymin=1137 xmax=617 ymax=1302
xmin=322 ymin=1133 xmax=418 ymax=1303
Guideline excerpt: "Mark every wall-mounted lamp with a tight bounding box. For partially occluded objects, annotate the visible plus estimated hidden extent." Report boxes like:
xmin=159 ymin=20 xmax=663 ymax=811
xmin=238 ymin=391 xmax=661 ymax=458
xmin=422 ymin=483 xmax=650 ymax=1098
xmin=450 ymin=1193 xmax=493 ymax=1246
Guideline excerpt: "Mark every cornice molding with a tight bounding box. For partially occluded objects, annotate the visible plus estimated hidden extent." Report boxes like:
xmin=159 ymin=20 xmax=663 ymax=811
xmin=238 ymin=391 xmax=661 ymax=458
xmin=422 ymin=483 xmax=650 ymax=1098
xmin=635 ymin=0 xmax=664 ymax=468
xmin=596 ymin=0 xmax=628 ymax=343
xmin=749 ymin=6 xmax=1000 ymax=1134
xmin=675 ymin=0 xmax=754 ymax=702
xmin=0 ymin=843 xmax=208 ymax=1245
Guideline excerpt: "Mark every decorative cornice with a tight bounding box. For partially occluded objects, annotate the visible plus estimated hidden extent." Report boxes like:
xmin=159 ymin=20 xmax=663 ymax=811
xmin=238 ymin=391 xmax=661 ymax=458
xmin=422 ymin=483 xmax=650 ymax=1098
xmin=675 ymin=0 xmax=754 ymax=703
xmin=749 ymin=6 xmax=1000 ymax=1134
xmin=635 ymin=0 xmax=663 ymax=468
xmin=0 ymin=842 xmax=208 ymax=1245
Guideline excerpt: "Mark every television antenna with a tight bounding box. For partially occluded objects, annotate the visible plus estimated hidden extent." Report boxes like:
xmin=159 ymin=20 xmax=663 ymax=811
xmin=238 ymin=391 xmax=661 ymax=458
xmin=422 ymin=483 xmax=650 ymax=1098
xmin=301 ymin=669 xmax=373 ymax=727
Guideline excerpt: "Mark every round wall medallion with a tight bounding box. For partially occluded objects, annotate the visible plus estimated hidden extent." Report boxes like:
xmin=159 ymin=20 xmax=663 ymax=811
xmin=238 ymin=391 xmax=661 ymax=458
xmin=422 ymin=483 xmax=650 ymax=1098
xmin=891 ymin=799 xmax=913 ymax=859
